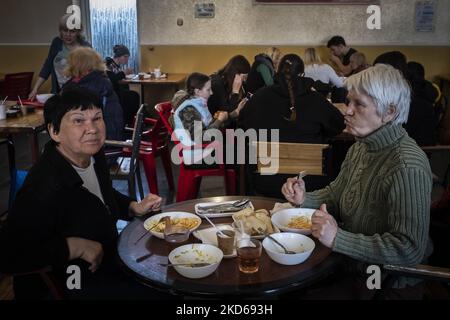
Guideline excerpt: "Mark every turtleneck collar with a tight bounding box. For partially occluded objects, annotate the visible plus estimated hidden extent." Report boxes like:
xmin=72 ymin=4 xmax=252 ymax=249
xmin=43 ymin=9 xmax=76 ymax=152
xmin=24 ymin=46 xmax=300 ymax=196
xmin=357 ymin=123 xmax=406 ymax=152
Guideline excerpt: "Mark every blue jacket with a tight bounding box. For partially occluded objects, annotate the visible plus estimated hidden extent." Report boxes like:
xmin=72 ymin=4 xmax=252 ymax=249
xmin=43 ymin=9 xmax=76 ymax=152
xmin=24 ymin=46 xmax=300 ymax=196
xmin=62 ymin=71 xmax=124 ymax=141
xmin=39 ymin=37 xmax=91 ymax=93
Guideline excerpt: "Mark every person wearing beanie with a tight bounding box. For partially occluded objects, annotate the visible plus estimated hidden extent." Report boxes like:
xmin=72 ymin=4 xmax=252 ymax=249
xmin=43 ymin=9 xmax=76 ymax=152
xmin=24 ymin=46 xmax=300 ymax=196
xmin=105 ymin=45 xmax=139 ymax=127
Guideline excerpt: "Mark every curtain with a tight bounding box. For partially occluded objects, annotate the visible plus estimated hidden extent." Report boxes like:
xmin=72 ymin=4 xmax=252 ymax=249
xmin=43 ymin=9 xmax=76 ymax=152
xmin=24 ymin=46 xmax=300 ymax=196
xmin=89 ymin=0 xmax=139 ymax=71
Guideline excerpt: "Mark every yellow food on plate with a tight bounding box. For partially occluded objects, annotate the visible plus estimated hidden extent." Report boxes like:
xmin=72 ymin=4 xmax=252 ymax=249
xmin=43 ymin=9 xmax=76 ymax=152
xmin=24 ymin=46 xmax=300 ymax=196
xmin=232 ymin=208 xmax=274 ymax=236
xmin=288 ymin=216 xmax=312 ymax=229
xmin=149 ymin=217 xmax=200 ymax=233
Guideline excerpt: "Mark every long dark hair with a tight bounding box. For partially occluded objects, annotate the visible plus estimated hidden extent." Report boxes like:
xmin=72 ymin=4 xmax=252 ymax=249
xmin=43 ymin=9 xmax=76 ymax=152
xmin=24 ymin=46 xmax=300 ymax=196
xmin=277 ymin=54 xmax=305 ymax=122
xmin=218 ymin=55 xmax=250 ymax=95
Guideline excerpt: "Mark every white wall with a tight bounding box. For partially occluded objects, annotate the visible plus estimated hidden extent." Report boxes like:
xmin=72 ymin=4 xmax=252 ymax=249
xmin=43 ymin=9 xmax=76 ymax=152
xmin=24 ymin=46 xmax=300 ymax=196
xmin=138 ymin=0 xmax=450 ymax=45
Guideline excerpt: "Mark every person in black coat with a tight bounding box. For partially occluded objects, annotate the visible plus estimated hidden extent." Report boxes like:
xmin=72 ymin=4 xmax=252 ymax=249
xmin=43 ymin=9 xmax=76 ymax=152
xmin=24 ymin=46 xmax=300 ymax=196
xmin=105 ymin=45 xmax=140 ymax=127
xmin=62 ymin=47 xmax=124 ymax=142
xmin=240 ymin=54 xmax=345 ymax=197
xmin=208 ymin=55 xmax=251 ymax=116
xmin=0 ymin=88 xmax=165 ymax=299
xmin=374 ymin=52 xmax=437 ymax=146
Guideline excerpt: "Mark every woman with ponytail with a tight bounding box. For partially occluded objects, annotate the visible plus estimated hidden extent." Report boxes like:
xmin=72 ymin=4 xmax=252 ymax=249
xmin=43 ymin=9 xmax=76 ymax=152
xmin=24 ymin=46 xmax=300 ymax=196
xmin=240 ymin=54 xmax=345 ymax=197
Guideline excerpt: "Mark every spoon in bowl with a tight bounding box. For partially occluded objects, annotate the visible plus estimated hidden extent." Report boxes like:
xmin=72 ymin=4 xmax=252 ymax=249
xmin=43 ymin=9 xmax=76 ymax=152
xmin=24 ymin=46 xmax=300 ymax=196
xmin=267 ymin=235 xmax=296 ymax=254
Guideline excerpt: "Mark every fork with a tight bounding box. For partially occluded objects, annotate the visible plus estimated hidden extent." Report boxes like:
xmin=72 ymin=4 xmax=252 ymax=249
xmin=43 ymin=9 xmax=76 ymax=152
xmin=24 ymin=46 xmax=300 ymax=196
xmin=134 ymin=216 xmax=167 ymax=245
xmin=159 ymin=263 xmax=212 ymax=268
xmin=197 ymin=199 xmax=250 ymax=212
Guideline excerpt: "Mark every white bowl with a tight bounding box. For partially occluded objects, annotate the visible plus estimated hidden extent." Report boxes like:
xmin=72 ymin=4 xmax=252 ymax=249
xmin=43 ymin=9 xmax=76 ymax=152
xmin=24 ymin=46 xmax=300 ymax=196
xmin=168 ymin=243 xmax=223 ymax=279
xmin=36 ymin=94 xmax=54 ymax=104
xmin=143 ymin=211 xmax=201 ymax=239
xmin=262 ymin=232 xmax=315 ymax=265
xmin=271 ymin=208 xmax=315 ymax=235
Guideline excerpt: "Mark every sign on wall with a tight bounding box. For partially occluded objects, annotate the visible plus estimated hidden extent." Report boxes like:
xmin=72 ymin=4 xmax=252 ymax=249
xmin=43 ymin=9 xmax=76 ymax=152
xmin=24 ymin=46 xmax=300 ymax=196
xmin=195 ymin=3 xmax=215 ymax=18
xmin=415 ymin=0 xmax=436 ymax=32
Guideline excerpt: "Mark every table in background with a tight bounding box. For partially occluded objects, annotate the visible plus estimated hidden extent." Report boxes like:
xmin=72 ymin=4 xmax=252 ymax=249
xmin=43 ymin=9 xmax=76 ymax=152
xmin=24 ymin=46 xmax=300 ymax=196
xmin=121 ymin=73 xmax=187 ymax=112
xmin=118 ymin=196 xmax=340 ymax=298
xmin=0 ymin=101 xmax=46 ymax=164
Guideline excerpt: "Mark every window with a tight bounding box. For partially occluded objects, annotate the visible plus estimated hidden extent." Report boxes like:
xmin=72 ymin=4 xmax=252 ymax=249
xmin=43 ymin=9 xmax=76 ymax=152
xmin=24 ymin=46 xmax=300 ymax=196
xmin=89 ymin=0 xmax=139 ymax=71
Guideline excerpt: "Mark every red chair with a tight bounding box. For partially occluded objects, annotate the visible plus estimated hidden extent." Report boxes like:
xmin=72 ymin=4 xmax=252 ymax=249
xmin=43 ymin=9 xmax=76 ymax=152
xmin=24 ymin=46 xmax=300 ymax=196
xmin=0 ymin=72 xmax=34 ymax=99
xmin=155 ymin=101 xmax=236 ymax=202
xmin=121 ymin=113 xmax=175 ymax=195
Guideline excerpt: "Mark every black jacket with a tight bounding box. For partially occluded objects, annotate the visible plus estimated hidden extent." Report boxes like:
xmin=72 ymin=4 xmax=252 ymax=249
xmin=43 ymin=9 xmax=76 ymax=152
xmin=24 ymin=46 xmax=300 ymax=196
xmin=208 ymin=73 xmax=241 ymax=115
xmin=239 ymin=77 xmax=345 ymax=198
xmin=240 ymin=77 xmax=345 ymax=143
xmin=404 ymin=79 xmax=438 ymax=146
xmin=62 ymin=70 xmax=124 ymax=141
xmin=246 ymin=54 xmax=275 ymax=94
xmin=0 ymin=141 xmax=133 ymax=297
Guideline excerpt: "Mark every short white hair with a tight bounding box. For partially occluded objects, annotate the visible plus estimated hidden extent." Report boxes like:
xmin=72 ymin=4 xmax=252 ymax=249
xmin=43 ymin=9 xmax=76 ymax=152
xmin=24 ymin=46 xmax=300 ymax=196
xmin=345 ymin=64 xmax=411 ymax=125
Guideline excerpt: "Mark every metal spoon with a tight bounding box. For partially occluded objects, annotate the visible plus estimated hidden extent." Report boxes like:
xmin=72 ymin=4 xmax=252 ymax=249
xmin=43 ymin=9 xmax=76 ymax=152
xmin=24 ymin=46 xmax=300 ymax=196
xmin=267 ymin=235 xmax=296 ymax=254
xmin=159 ymin=263 xmax=212 ymax=268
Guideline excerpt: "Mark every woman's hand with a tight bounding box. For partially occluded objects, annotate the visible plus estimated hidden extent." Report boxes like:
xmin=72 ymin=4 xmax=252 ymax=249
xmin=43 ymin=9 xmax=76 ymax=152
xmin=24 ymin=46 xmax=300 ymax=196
xmin=66 ymin=237 xmax=104 ymax=272
xmin=216 ymin=111 xmax=229 ymax=122
xmin=28 ymin=88 xmax=38 ymax=101
xmin=235 ymin=98 xmax=249 ymax=116
xmin=311 ymin=204 xmax=338 ymax=248
xmin=232 ymin=74 xmax=245 ymax=94
xmin=281 ymin=176 xmax=305 ymax=206
xmin=129 ymin=193 xmax=162 ymax=217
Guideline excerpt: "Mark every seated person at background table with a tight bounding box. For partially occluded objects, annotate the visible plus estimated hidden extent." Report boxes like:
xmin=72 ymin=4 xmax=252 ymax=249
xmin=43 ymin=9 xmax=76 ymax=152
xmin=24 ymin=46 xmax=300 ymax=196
xmin=29 ymin=13 xmax=91 ymax=100
xmin=0 ymin=88 xmax=167 ymax=300
xmin=172 ymin=72 xmax=247 ymax=166
xmin=374 ymin=51 xmax=437 ymax=146
xmin=246 ymin=47 xmax=282 ymax=94
xmin=327 ymin=35 xmax=357 ymax=77
xmin=240 ymin=54 xmax=345 ymax=198
xmin=281 ymin=64 xmax=432 ymax=299
xmin=208 ymin=55 xmax=251 ymax=117
xmin=62 ymin=47 xmax=124 ymax=142
xmin=105 ymin=44 xmax=140 ymax=127
xmin=349 ymin=52 xmax=370 ymax=75
xmin=304 ymin=47 xmax=344 ymax=98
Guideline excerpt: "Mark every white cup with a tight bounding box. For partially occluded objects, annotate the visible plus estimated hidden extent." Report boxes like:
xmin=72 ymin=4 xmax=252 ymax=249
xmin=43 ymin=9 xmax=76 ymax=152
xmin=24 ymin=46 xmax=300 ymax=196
xmin=154 ymin=68 xmax=161 ymax=78
xmin=0 ymin=104 xmax=6 ymax=120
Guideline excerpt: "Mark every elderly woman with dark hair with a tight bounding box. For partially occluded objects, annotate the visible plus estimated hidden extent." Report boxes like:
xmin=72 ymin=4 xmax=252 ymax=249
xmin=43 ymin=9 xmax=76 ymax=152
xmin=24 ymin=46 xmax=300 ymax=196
xmin=282 ymin=64 xmax=432 ymax=299
xmin=0 ymin=88 xmax=167 ymax=299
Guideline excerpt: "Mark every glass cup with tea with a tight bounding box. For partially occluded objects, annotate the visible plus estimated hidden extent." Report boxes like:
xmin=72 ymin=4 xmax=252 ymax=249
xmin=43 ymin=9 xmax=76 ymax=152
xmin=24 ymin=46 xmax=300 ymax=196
xmin=163 ymin=216 xmax=190 ymax=243
xmin=236 ymin=238 xmax=262 ymax=273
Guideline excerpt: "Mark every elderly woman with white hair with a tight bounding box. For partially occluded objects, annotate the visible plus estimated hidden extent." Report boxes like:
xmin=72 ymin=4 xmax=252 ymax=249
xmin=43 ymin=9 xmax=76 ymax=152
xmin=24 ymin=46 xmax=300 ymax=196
xmin=281 ymin=64 xmax=432 ymax=299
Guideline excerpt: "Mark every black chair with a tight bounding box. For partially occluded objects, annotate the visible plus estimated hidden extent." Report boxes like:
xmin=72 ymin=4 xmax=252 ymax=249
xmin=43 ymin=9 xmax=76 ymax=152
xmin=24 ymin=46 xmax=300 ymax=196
xmin=104 ymin=104 xmax=146 ymax=200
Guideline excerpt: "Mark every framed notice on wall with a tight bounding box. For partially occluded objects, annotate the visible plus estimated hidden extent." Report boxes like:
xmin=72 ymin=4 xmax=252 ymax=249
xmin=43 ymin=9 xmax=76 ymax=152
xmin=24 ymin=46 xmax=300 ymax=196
xmin=255 ymin=0 xmax=375 ymax=3
xmin=415 ymin=0 xmax=436 ymax=32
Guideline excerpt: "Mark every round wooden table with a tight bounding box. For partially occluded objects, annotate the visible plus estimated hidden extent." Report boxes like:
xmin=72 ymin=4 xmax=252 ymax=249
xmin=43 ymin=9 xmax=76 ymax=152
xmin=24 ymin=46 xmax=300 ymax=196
xmin=117 ymin=196 xmax=340 ymax=298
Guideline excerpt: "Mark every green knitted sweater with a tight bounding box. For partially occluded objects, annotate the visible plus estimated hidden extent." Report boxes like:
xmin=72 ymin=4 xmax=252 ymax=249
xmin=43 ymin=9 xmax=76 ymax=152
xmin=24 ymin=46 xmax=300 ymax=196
xmin=304 ymin=123 xmax=432 ymax=267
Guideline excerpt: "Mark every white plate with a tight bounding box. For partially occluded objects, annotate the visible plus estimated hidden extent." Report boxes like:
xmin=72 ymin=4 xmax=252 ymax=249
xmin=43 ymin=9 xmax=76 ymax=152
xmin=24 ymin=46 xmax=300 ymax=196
xmin=193 ymin=224 xmax=237 ymax=258
xmin=195 ymin=201 xmax=254 ymax=218
xmin=125 ymin=74 xmax=136 ymax=79
xmin=271 ymin=208 xmax=315 ymax=235
xmin=143 ymin=211 xmax=201 ymax=239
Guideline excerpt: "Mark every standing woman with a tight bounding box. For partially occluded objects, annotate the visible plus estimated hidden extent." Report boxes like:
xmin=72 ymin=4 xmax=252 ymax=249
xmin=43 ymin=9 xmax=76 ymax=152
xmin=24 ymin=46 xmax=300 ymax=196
xmin=208 ymin=55 xmax=251 ymax=116
xmin=29 ymin=14 xmax=91 ymax=100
